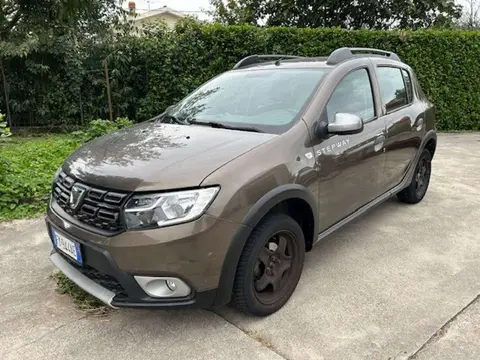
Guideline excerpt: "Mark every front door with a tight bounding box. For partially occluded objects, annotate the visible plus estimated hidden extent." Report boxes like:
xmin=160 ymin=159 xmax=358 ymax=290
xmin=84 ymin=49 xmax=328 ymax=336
xmin=314 ymin=68 xmax=387 ymax=232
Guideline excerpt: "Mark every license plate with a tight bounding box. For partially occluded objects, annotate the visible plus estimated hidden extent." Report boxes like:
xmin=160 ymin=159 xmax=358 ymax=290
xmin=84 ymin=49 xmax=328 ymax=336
xmin=52 ymin=230 xmax=83 ymax=264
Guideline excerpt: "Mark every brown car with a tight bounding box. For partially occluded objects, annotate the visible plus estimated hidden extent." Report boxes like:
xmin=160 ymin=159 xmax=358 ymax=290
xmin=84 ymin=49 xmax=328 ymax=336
xmin=47 ymin=47 xmax=437 ymax=316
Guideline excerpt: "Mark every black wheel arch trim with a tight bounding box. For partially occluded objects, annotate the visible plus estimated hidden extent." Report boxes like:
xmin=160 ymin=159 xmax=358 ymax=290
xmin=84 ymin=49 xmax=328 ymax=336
xmin=213 ymin=184 xmax=318 ymax=306
xmin=421 ymin=130 xmax=437 ymax=154
xmin=400 ymin=129 xmax=437 ymax=192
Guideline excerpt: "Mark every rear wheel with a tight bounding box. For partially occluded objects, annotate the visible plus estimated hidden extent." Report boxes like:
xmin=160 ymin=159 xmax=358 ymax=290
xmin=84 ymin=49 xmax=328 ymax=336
xmin=232 ymin=213 xmax=305 ymax=317
xmin=397 ymin=149 xmax=432 ymax=204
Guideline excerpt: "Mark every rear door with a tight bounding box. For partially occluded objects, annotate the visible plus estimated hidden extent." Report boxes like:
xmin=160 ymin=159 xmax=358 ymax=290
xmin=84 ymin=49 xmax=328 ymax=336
xmin=315 ymin=67 xmax=387 ymax=232
xmin=374 ymin=65 xmax=424 ymax=190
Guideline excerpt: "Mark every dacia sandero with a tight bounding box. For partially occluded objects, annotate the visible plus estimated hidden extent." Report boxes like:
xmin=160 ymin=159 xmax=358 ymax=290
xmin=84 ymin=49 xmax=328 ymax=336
xmin=47 ymin=47 xmax=437 ymax=316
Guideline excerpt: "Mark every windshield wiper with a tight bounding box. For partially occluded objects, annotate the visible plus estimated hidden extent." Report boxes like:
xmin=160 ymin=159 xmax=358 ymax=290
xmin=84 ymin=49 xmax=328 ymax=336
xmin=150 ymin=112 xmax=187 ymax=125
xmin=189 ymin=120 xmax=264 ymax=133
xmin=163 ymin=113 xmax=188 ymax=125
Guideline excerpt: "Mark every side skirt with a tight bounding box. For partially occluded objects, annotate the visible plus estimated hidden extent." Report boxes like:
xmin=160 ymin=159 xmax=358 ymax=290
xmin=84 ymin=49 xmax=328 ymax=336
xmin=314 ymin=166 xmax=414 ymax=244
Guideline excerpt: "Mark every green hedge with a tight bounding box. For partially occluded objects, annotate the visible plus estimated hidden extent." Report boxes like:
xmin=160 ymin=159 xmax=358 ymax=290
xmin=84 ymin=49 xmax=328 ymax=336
xmin=139 ymin=24 xmax=480 ymax=131
xmin=3 ymin=22 xmax=480 ymax=131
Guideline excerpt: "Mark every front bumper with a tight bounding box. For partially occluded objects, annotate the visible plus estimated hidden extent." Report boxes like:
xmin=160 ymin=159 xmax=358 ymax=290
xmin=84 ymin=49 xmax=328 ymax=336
xmin=50 ymin=249 xmax=217 ymax=308
xmin=50 ymin=251 xmax=117 ymax=308
xmin=46 ymin=202 xmax=237 ymax=309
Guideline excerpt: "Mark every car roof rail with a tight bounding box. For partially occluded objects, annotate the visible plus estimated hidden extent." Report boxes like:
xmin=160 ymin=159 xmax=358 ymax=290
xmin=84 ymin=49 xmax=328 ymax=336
xmin=326 ymin=47 xmax=401 ymax=65
xmin=233 ymin=55 xmax=305 ymax=69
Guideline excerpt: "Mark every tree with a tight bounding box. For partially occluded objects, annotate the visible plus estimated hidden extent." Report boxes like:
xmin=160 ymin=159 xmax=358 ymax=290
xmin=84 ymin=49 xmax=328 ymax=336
xmin=0 ymin=0 xmax=128 ymax=127
xmin=209 ymin=0 xmax=463 ymax=30
xmin=458 ymin=0 xmax=480 ymax=28
xmin=209 ymin=0 xmax=264 ymax=25
xmin=0 ymin=0 xmax=126 ymax=57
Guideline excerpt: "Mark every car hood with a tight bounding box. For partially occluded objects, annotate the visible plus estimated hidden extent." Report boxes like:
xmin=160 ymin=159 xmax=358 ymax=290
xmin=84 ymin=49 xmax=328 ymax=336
xmin=63 ymin=121 xmax=275 ymax=192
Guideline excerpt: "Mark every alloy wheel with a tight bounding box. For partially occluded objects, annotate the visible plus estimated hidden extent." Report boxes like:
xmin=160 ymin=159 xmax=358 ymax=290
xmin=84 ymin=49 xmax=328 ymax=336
xmin=253 ymin=231 xmax=297 ymax=305
xmin=415 ymin=157 xmax=430 ymax=198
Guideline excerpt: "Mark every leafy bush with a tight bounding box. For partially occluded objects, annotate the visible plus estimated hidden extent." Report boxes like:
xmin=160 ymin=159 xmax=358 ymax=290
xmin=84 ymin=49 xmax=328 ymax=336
xmin=2 ymin=23 xmax=480 ymax=131
xmin=0 ymin=117 xmax=132 ymax=221
xmin=0 ymin=136 xmax=81 ymax=220
xmin=0 ymin=113 xmax=11 ymax=138
xmin=74 ymin=117 xmax=134 ymax=142
xmin=0 ymin=113 xmax=12 ymax=185
xmin=137 ymin=23 xmax=480 ymax=131
xmin=0 ymin=154 xmax=8 ymax=183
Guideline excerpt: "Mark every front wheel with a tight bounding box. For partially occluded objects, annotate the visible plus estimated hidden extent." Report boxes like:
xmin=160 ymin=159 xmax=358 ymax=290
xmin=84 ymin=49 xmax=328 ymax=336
xmin=397 ymin=149 xmax=432 ymax=204
xmin=232 ymin=213 xmax=305 ymax=317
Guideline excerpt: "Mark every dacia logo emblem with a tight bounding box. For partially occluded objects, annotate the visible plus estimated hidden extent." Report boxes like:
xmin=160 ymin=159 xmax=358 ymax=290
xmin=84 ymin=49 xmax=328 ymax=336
xmin=69 ymin=185 xmax=86 ymax=210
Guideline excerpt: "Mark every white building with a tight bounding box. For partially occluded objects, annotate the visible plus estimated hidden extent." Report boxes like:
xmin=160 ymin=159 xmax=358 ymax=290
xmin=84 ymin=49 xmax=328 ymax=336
xmin=128 ymin=3 xmax=187 ymax=29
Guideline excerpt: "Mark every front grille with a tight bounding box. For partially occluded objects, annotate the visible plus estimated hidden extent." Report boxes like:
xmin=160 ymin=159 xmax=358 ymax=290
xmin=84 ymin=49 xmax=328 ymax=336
xmin=63 ymin=255 xmax=126 ymax=295
xmin=53 ymin=171 xmax=129 ymax=232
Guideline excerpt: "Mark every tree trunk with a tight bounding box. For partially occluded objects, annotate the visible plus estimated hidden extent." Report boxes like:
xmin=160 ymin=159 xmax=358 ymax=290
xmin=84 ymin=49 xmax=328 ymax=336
xmin=0 ymin=60 xmax=12 ymax=128
xmin=103 ymin=59 xmax=113 ymax=122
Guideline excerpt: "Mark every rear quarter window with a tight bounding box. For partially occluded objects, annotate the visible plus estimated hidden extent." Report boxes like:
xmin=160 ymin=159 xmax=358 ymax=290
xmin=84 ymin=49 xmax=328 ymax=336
xmin=401 ymin=69 xmax=413 ymax=103
xmin=376 ymin=67 xmax=409 ymax=113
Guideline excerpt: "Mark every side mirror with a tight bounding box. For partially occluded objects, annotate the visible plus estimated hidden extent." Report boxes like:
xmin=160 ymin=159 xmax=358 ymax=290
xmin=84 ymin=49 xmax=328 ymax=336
xmin=327 ymin=113 xmax=363 ymax=135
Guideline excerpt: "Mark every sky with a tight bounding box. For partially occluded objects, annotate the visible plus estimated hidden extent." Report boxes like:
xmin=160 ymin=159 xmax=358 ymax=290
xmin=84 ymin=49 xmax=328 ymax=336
xmin=124 ymin=1 xmax=475 ymax=22
xmin=127 ymin=0 xmax=471 ymax=12
xmin=124 ymin=0 xmax=212 ymax=19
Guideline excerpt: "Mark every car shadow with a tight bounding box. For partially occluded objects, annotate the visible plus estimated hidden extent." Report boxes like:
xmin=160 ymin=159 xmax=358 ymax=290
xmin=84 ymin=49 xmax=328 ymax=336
xmin=306 ymin=197 xmax=401 ymax=265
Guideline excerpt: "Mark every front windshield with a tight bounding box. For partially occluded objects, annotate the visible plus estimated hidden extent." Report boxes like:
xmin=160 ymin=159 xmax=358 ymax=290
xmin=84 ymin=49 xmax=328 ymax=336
xmin=169 ymin=68 xmax=330 ymax=134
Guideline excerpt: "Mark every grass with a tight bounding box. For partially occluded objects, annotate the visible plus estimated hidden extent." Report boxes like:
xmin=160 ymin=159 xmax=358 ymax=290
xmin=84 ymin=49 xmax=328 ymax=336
xmin=52 ymin=271 xmax=110 ymax=315
xmin=0 ymin=135 xmax=81 ymax=221
xmin=0 ymin=135 xmax=98 ymax=311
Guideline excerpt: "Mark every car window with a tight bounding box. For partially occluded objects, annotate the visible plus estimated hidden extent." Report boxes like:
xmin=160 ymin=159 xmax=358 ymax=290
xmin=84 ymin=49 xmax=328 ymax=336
xmin=169 ymin=68 xmax=330 ymax=134
xmin=401 ymin=69 xmax=413 ymax=103
xmin=377 ymin=67 xmax=408 ymax=113
xmin=326 ymin=68 xmax=375 ymax=123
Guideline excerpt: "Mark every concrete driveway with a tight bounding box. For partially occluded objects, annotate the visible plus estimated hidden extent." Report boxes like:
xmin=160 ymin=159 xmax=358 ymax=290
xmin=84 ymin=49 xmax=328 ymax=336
xmin=1 ymin=133 xmax=479 ymax=360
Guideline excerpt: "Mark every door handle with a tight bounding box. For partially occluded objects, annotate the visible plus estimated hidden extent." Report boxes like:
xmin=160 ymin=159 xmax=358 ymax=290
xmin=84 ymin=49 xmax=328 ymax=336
xmin=374 ymin=134 xmax=385 ymax=152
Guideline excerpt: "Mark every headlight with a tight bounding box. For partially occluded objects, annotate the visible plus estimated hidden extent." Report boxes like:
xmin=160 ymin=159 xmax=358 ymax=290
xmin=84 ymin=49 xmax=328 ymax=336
xmin=124 ymin=187 xmax=219 ymax=229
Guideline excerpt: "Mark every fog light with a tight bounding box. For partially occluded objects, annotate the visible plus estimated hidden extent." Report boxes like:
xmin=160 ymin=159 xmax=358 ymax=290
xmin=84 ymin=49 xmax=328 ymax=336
xmin=134 ymin=276 xmax=191 ymax=298
xmin=166 ymin=280 xmax=177 ymax=291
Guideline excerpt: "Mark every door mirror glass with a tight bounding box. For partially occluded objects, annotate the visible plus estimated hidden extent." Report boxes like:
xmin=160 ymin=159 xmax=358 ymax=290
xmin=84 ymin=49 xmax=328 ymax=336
xmin=327 ymin=113 xmax=363 ymax=135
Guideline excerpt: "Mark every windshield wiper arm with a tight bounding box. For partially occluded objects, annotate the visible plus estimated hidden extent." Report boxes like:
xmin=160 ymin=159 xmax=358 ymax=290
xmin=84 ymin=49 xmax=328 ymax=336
xmin=189 ymin=120 xmax=264 ymax=133
xmin=152 ymin=112 xmax=188 ymax=125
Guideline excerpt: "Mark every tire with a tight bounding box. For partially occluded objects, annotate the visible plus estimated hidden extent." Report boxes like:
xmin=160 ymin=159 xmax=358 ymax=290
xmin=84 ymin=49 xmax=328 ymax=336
xmin=397 ymin=149 xmax=432 ymax=204
xmin=232 ymin=213 xmax=305 ymax=317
